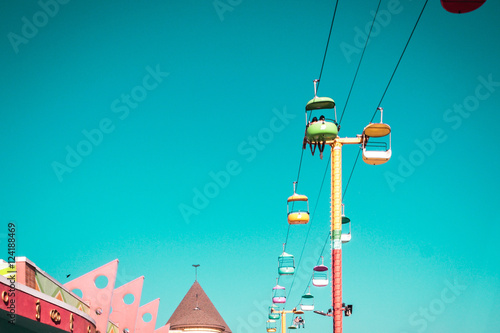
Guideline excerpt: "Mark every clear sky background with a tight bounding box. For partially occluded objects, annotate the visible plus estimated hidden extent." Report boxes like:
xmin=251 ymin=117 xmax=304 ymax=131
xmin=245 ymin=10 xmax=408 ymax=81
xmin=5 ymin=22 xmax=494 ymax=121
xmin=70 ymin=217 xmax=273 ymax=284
xmin=1 ymin=0 xmax=499 ymax=332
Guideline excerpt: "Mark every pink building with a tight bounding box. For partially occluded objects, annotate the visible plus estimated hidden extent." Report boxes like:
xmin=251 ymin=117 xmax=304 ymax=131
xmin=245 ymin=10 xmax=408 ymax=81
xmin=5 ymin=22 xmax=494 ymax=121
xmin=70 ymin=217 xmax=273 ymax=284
xmin=1 ymin=258 xmax=231 ymax=333
xmin=0 ymin=257 xmax=169 ymax=333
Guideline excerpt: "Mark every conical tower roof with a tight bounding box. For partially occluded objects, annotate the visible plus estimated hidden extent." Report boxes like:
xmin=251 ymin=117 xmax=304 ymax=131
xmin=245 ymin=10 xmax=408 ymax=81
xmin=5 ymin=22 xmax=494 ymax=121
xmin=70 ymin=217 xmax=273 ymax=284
xmin=167 ymin=281 xmax=232 ymax=333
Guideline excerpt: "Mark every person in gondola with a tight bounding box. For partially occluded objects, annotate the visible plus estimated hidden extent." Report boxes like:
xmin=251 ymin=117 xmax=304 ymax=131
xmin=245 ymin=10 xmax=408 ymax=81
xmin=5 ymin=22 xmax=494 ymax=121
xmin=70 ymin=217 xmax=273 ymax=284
xmin=304 ymin=116 xmax=318 ymax=156
xmin=315 ymin=115 xmax=326 ymax=159
xmin=298 ymin=317 xmax=305 ymax=328
xmin=293 ymin=316 xmax=300 ymax=327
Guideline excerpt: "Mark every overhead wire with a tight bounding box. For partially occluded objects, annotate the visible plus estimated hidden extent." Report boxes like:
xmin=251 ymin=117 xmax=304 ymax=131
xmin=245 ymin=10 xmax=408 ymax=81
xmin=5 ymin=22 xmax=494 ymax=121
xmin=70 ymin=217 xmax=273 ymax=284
xmin=317 ymin=0 xmax=340 ymax=93
xmin=342 ymin=149 xmax=361 ymax=199
xmin=343 ymin=0 xmax=429 ymax=201
xmin=371 ymin=0 xmax=429 ymax=122
xmin=338 ymin=0 xmax=383 ymax=126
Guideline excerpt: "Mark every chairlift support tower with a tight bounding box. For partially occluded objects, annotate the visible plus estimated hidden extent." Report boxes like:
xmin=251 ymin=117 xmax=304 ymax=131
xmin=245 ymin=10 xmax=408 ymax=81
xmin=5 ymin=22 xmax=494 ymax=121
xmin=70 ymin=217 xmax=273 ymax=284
xmin=305 ymin=81 xmax=392 ymax=333
xmin=329 ymin=111 xmax=390 ymax=333
xmin=270 ymin=307 xmax=303 ymax=333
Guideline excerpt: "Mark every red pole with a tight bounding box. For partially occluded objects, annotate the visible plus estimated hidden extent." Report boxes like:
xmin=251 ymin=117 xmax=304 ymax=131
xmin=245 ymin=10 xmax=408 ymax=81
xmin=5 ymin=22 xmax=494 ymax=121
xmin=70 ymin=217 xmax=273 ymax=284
xmin=331 ymin=140 xmax=343 ymax=333
xmin=332 ymin=249 xmax=342 ymax=332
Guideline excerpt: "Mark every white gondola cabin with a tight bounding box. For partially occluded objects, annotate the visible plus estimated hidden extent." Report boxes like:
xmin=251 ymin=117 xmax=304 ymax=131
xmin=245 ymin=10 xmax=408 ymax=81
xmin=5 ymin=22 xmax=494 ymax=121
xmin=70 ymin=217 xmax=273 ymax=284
xmin=278 ymin=251 xmax=295 ymax=275
xmin=312 ymin=257 xmax=328 ymax=287
xmin=300 ymin=288 xmax=314 ymax=311
xmin=362 ymin=107 xmax=392 ymax=165
xmin=287 ymin=182 xmax=310 ymax=225
xmin=266 ymin=320 xmax=277 ymax=332
xmin=269 ymin=305 xmax=280 ymax=320
xmin=341 ymin=204 xmax=351 ymax=244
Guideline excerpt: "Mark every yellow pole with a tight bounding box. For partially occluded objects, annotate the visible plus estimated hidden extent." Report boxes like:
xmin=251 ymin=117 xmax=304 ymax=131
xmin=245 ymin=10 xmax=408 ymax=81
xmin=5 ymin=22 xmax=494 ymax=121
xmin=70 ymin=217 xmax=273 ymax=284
xmin=330 ymin=136 xmax=362 ymax=333
xmin=271 ymin=308 xmax=296 ymax=333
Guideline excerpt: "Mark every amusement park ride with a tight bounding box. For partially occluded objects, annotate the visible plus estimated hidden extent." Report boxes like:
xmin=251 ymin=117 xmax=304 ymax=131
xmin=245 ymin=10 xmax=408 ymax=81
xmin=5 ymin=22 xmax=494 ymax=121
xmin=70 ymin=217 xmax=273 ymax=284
xmin=269 ymin=79 xmax=392 ymax=333
xmin=267 ymin=2 xmax=486 ymax=332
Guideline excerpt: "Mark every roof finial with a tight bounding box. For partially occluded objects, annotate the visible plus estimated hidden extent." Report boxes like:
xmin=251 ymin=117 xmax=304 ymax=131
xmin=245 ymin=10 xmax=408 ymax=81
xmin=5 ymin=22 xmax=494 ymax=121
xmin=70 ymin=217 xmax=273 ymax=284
xmin=192 ymin=264 xmax=200 ymax=281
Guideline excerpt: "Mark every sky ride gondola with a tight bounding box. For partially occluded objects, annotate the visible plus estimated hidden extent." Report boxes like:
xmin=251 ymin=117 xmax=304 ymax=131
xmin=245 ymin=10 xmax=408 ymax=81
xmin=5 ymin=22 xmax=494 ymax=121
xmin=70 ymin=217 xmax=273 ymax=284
xmin=303 ymin=79 xmax=339 ymax=159
xmin=289 ymin=314 xmax=305 ymax=329
xmin=288 ymin=315 xmax=299 ymax=330
xmin=278 ymin=243 xmax=295 ymax=275
xmin=287 ymin=182 xmax=310 ymax=225
xmin=312 ymin=256 xmax=329 ymax=287
xmin=269 ymin=305 xmax=280 ymax=320
xmin=362 ymin=107 xmax=392 ymax=165
xmin=272 ymin=281 xmax=286 ymax=304
xmin=266 ymin=319 xmax=277 ymax=332
xmin=341 ymin=204 xmax=351 ymax=244
xmin=300 ymin=287 xmax=314 ymax=311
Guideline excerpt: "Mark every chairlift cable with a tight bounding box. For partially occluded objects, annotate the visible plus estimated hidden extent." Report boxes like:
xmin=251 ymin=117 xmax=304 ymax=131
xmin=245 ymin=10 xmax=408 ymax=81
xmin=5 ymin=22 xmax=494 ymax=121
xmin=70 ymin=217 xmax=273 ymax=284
xmin=370 ymin=0 xmax=429 ymax=122
xmin=294 ymin=149 xmax=305 ymax=191
xmin=344 ymin=0 xmax=428 ymax=200
xmin=339 ymin=0 xmax=383 ymax=126
xmin=317 ymin=0 xmax=340 ymax=94
xmin=342 ymin=149 xmax=361 ymax=199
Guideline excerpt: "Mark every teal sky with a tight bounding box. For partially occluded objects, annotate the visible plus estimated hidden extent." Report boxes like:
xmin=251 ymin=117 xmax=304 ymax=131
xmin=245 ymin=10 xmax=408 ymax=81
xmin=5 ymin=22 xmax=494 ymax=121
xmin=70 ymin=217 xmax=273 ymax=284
xmin=1 ymin=0 xmax=499 ymax=332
